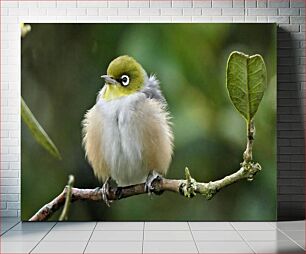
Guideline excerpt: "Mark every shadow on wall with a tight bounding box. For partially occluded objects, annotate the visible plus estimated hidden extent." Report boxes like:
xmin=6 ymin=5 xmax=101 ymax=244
xmin=277 ymin=27 xmax=305 ymax=220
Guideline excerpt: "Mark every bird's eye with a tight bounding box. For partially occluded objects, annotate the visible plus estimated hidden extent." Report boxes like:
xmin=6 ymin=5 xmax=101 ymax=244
xmin=120 ymin=75 xmax=130 ymax=86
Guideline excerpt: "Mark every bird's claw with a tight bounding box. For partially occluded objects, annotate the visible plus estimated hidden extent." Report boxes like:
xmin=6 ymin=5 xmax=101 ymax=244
xmin=101 ymin=179 xmax=112 ymax=207
xmin=145 ymin=171 xmax=163 ymax=195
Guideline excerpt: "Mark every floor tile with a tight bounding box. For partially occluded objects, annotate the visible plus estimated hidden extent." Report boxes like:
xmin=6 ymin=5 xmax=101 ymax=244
xmin=239 ymin=230 xmax=290 ymax=241
xmin=85 ymin=241 xmax=142 ymax=253
xmin=232 ymin=222 xmax=275 ymax=230
xmin=283 ymin=230 xmax=305 ymax=241
xmin=42 ymin=230 xmax=92 ymax=242
xmin=52 ymin=222 xmax=96 ymax=231
xmin=95 ymin=222 xmax=143 ymax=231
xmin=282 ymin=230 xmax=305 ymax=249
xmin=145 ymin=222 xmax=189 ymax=230
xmin=12 ymin=222 xmax=55 ymax=231
xmin=90 ymin=230 xmax=143 ymax=241
xmin=1 ymin=221 xmax=20 ymax=234
xmin=192 ymin=230 xmax=242 ymax=241
xmin=143 ymin=241 xmax=198 ymax=253
xmin=1 ymin=229 xmax=8 ymax=235
xmin=32 ymin=241 xmax=87 ymax=253
xmin=1 ymin=225 xmax=16 ymax=235
xmin=1 ymin=221 xmax=20 ymax=229
xmin=189 ymin=222 xmax=234 ymax=231
xmin=268 ymin=222 xmax=277 ymax=228
xmin=144 ymin=230 xmax=193 ymax=241
xmin=1 ymin=230 xmax=47 ymax=242
xmin=196 ymin=241 xmax=253 ymax=253
xmin=295 ymin=240 xmax=305 ymax=250
xmin=277 ymin=221 xmax=305 ymax=231
xmin=0 ymin=241 xmax=37 ymax=253
xmin=249 ymin=240 xmax=304 ymax=253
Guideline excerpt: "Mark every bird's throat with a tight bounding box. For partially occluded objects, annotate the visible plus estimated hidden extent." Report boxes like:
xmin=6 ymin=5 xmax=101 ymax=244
xmin=102 ymin=84 xmax=132 ymax=101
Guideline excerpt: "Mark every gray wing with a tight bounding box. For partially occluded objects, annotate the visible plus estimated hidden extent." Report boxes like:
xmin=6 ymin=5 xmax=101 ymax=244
xmin=141 ymin=75 xmax=167 ymax=105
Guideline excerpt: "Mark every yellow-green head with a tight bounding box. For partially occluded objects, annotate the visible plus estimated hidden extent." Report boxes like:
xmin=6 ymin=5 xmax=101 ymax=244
xmin=101 ymin=55 xmax=146 ymax=101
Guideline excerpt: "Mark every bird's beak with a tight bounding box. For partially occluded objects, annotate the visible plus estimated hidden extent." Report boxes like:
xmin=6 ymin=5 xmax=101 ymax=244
xmin=101 ymin=75 xmax=118 ymax=85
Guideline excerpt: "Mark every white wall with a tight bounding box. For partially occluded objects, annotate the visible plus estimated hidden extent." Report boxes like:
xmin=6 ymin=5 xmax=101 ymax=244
xmin=1 ymin=0 xmax=305 ymax=218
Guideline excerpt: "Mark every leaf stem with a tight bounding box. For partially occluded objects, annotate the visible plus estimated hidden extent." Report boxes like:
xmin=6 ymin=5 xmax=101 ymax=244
xmin=243 ymin=119 xmax=255 ymax=162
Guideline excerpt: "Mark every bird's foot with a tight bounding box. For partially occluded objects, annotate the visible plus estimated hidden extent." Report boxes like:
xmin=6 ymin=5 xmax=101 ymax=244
xmin=145 ymin=171 xmax=164 ymax=195
xmin=101 ymin=178 xmax=112 ymax=207
xmin=180 ymin=167 xmax=196 ymax=198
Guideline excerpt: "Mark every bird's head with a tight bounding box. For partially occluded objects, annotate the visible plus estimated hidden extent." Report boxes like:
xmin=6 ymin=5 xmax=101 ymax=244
xmin=101 ymin=55 xmax=146 ymax=101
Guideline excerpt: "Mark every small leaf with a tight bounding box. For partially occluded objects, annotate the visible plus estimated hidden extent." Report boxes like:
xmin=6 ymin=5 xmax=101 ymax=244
xmin=21 ymin=97 xmax=62 ymax=160
xmin=226 ymin=51 xmax=267 ymax=121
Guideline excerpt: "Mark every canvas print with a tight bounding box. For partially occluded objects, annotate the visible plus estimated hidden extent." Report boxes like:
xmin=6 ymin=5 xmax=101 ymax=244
xmin=21 ymin=23 xmax=276 ymax=221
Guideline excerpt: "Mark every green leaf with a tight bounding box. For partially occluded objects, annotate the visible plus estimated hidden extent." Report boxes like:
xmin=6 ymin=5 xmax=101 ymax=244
xmin=21 ymin=97 xmax=62 ymax=160
xmin=226 ymin=51 xmax=267 ymax=121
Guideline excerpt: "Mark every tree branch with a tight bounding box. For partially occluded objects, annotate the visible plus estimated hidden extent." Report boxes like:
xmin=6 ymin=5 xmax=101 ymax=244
xmin=29 ymin=162 xmax=261 ymax=221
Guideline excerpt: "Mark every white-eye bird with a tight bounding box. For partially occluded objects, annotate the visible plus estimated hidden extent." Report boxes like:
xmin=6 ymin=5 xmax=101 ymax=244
xmin=82 ymin=55 xmax=174 ymax=205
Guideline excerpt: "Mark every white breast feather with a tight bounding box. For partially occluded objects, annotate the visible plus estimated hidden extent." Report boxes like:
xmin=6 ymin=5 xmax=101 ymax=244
xmin=96 ymin=93 xmax=165 ymax=186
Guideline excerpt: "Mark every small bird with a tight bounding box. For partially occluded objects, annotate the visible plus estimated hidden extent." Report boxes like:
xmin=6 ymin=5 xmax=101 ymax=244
xmin=82 ymin=55 xmax=173 ymax=205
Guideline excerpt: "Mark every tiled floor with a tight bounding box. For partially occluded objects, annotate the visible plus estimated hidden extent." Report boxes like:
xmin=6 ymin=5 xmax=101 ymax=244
xmin=0 ymin=218 xmax=304 ymax=253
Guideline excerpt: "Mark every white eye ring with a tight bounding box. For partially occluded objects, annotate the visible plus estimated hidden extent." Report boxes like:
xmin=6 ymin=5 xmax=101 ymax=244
xmin=121 ymin=75 xmax=130 ymax=86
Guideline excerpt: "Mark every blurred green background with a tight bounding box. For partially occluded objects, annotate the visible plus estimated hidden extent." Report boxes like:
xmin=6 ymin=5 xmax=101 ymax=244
xmin=21 ymin=23 xmax=276 ymax=221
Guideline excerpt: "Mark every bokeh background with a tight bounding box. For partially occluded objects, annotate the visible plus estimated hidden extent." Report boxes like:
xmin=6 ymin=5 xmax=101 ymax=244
xmin=21 ymin=23 xmax=276 ymax=221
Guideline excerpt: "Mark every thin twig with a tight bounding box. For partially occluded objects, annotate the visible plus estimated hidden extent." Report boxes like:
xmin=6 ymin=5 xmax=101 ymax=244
xmin=243 ymin=119 xmax=255 ymax=162
xmin=59 ymin=175 xmax=75 ymax=221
